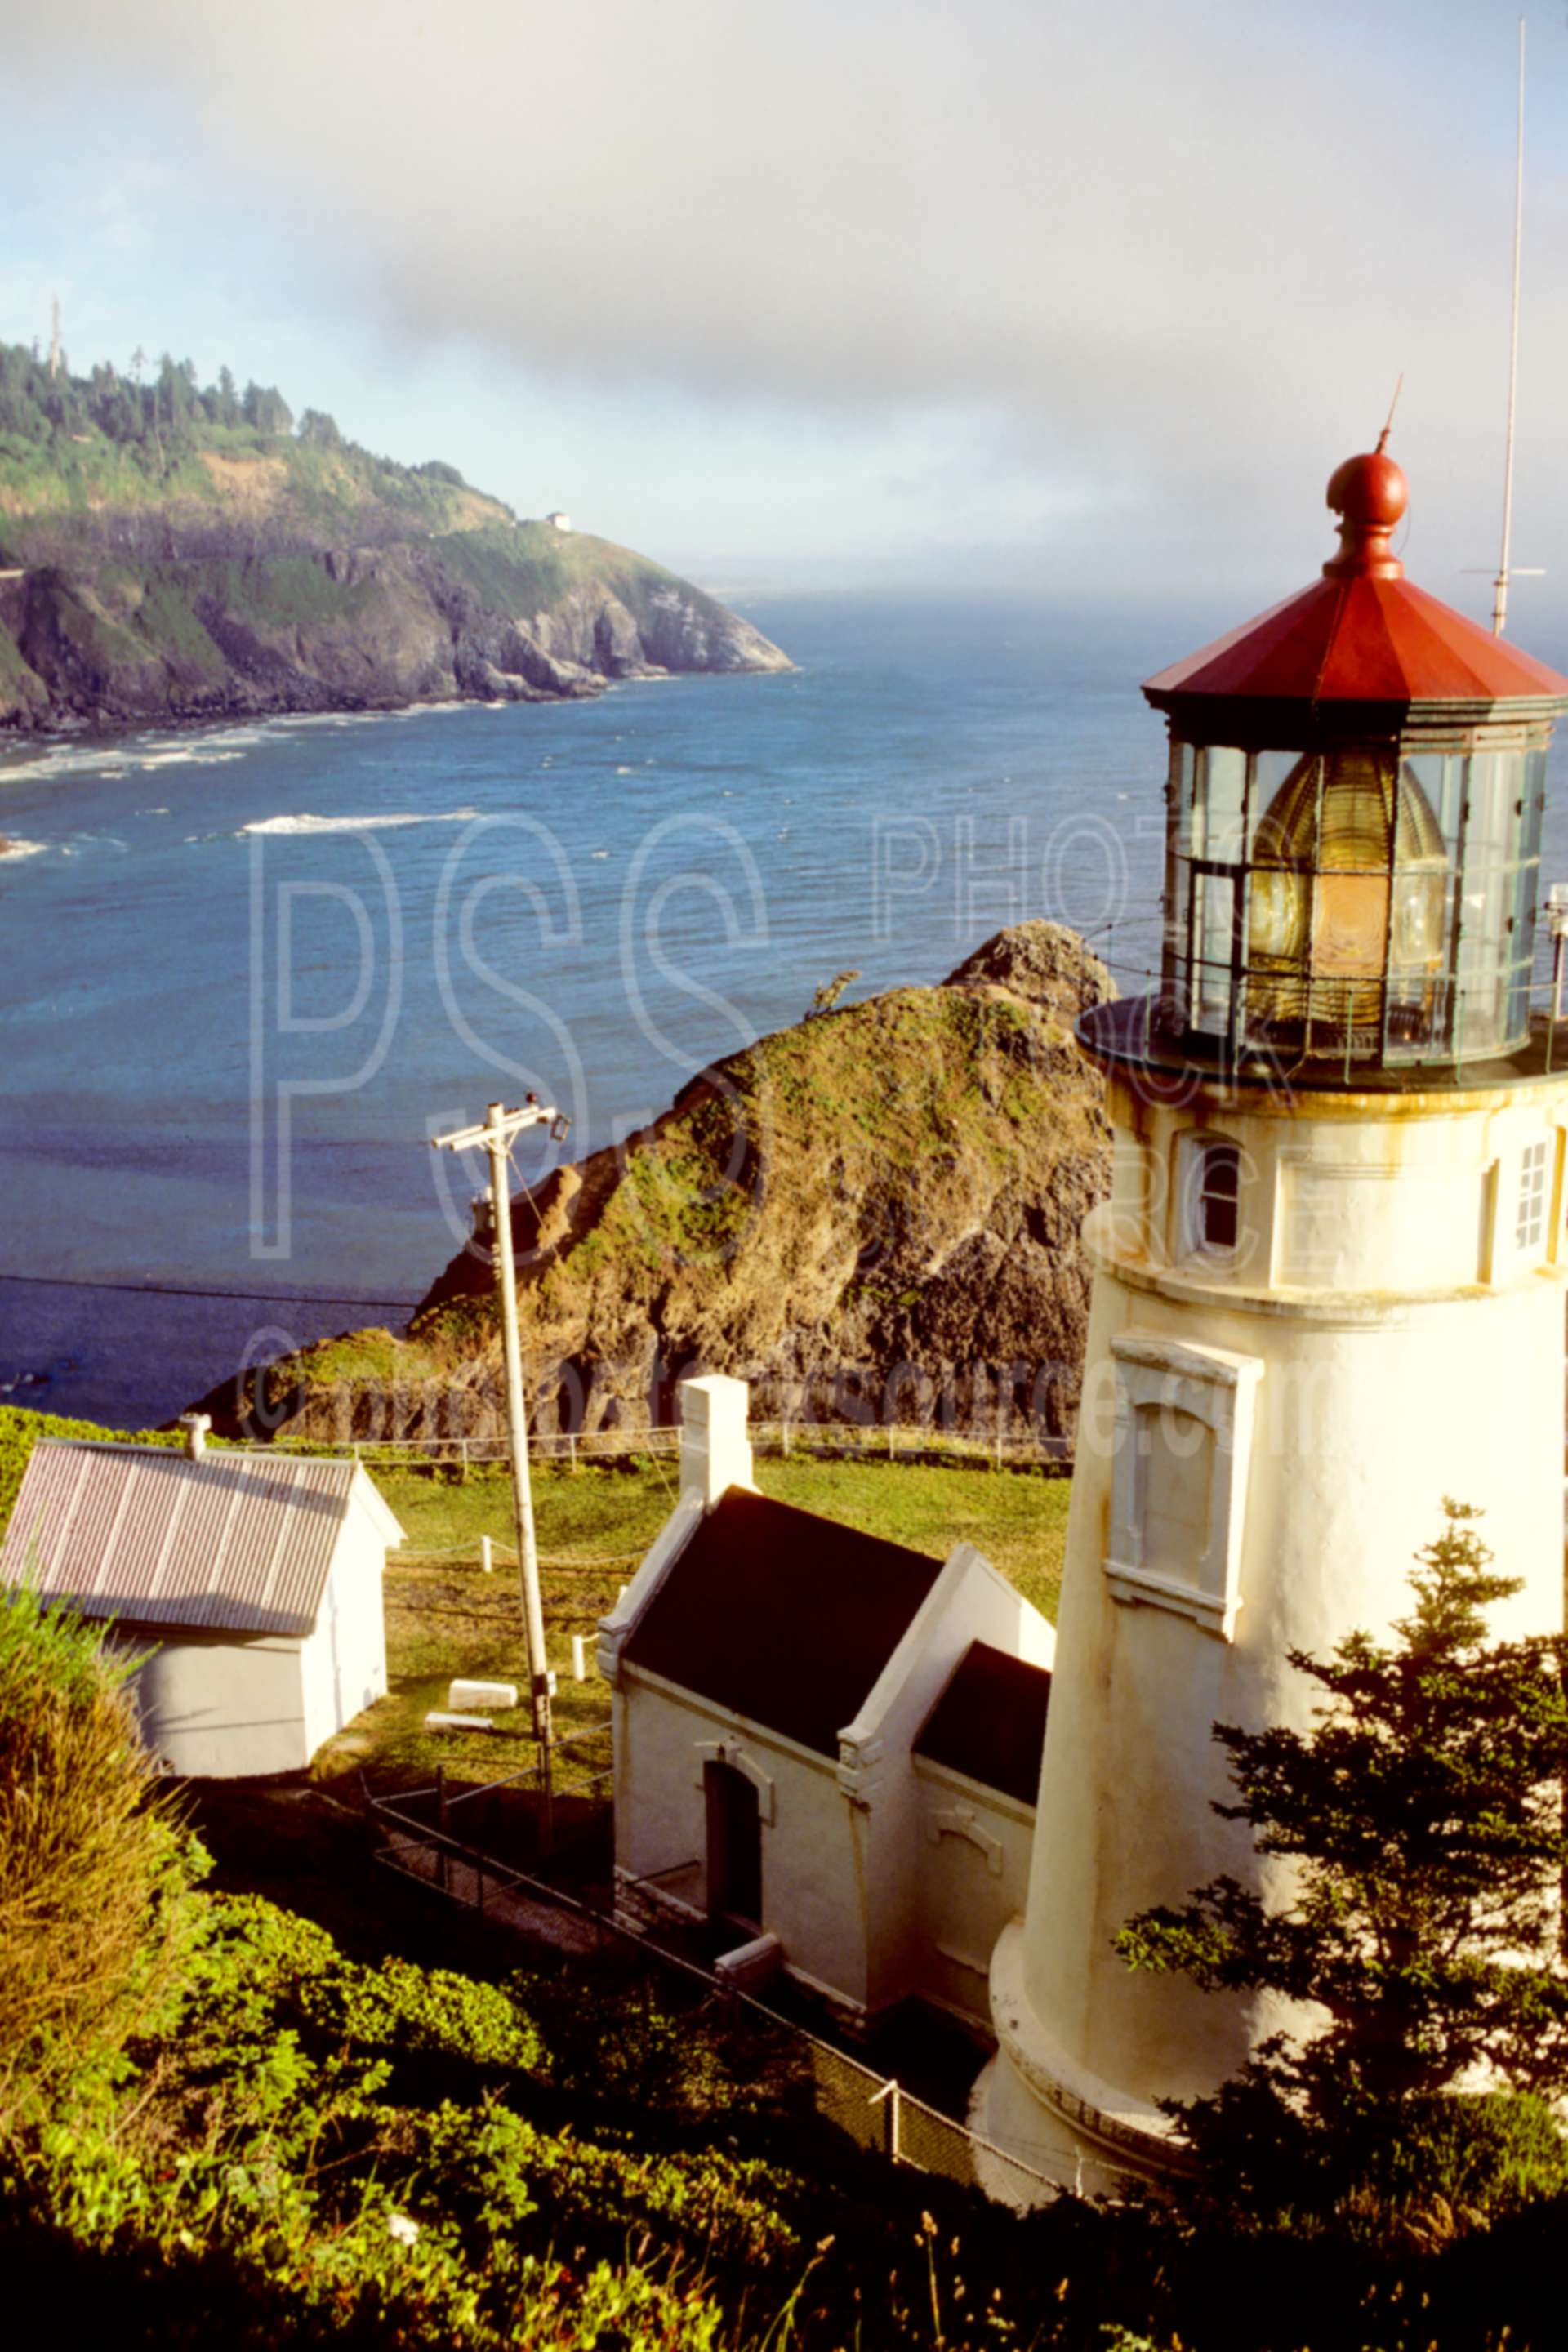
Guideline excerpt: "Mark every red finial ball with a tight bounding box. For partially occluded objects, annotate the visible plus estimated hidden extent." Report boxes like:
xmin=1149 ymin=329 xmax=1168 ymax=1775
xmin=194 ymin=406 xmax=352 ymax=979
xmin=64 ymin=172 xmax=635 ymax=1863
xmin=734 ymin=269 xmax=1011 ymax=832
xmin=1326 ymin=450 xmax=1408 ymax=528
xmin=1322 ymin=448 xmax=1408 ymax=579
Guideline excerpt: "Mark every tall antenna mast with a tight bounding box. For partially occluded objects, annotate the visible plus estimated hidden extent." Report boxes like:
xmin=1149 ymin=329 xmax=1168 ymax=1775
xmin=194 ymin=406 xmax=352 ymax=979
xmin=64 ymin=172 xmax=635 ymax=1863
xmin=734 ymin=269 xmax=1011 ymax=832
xmin=1494 ymin=16 xmax=1527 ymax=636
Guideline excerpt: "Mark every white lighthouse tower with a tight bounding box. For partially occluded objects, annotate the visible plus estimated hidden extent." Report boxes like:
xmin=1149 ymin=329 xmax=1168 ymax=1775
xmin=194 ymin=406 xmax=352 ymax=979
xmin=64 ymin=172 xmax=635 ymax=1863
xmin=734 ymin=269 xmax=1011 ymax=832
xmin=976 ymin=443 xmax=1568 ymax=2195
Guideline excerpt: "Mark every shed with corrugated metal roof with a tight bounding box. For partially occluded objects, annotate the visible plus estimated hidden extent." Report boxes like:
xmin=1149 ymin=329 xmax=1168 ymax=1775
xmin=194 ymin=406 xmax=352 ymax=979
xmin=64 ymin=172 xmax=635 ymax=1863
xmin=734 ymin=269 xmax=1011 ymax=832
xmin=0 ymin=1433 xmax=404 ymax=1777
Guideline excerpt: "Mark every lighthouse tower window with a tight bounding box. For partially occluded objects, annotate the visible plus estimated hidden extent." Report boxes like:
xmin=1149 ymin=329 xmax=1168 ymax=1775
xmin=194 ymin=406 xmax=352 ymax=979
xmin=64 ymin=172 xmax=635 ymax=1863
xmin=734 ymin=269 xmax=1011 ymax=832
xmin=1181 ymin=1137 xmax=1241 ymax=1258
xmin=1517 ymin=1139 xmax=1548 ymax=1251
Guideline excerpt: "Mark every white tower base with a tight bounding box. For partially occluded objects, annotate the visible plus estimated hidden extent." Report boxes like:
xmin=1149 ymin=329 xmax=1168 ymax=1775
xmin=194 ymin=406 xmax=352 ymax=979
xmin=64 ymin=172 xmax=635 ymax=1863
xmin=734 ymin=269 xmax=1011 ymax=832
xmin=978 ymin=1066 xmax=1568 ymax=2201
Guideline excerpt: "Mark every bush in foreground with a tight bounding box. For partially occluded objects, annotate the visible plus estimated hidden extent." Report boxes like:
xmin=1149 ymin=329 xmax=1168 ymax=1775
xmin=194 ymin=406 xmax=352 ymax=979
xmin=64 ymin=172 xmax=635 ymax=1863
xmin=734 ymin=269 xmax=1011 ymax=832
xmin=0 ymin=1584 xmax=195 ymax=2108
xmin=1119 ymin=1504 xmax=1568 ymax=2242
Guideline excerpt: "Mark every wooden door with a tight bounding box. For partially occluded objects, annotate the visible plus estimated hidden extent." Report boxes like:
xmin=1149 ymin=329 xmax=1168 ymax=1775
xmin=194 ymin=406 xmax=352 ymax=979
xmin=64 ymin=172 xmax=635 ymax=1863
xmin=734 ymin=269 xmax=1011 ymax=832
xmin=704 ymin=1761 xmax=762 ymax=1928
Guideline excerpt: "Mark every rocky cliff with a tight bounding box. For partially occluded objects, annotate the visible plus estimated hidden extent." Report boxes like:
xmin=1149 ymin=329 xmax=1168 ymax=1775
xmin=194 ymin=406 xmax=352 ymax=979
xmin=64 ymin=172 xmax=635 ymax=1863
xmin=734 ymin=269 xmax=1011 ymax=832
xmin=0 ymin=375 xmax=788 ymax=729
xmin=216 ymin=924 xmax=1114 ymax=1448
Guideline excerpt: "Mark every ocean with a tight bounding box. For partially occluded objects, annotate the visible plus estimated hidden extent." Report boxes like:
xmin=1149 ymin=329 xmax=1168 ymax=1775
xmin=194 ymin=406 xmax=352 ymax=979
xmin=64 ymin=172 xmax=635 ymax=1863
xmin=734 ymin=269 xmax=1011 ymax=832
xmin=5 ymin=587 xmax=1565 ymax=1429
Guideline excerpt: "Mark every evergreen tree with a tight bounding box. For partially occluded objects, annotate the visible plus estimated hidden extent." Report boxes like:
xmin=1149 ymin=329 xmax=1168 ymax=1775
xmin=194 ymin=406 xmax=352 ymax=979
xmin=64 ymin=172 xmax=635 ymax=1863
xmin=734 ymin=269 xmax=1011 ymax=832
xmin=1117 ymin=1504 xmax=1568 ymax=2227
xmin=242 ymin=380 xmax=293 ymax=436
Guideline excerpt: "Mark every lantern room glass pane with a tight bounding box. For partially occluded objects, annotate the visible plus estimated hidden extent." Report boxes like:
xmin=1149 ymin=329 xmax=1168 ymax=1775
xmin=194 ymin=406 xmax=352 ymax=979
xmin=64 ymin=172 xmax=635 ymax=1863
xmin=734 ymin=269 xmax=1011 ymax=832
xmin=1196 ymin=746 xmax=1246 ymax=862
xmin=1383 ymin=764 xmax=1454 ymax=1055
xmin=1248 ymin=751 xmax=1301 ymax=847
xmin=1455 ymin=865 xmax=1511 ymax=1054
xmin=1463 ymin=750 xmax=1517 ymax=860
xmin=1169 ymin=740 xmax=1197 ymax=854
xmin=1164 ymin=852 xmax=1192 ymax=1018
xmin=1242 ymin=747 xmax=1431 ymax=1051
xmin=1192 ymin=871 xmax=1236 ymax=1031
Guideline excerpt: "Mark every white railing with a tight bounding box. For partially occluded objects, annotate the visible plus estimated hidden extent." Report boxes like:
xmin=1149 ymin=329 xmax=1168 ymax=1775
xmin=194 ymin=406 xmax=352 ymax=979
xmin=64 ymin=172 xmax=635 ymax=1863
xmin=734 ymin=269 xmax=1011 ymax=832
xmin=233 ymin=1418 xmax=1072 ymax=1474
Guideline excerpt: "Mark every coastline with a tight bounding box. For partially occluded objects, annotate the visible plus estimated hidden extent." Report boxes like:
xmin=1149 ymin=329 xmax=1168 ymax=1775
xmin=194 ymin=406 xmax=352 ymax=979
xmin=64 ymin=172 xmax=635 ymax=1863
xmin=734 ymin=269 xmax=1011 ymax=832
xmin=0 ymin=650 xmax=793 ymax=760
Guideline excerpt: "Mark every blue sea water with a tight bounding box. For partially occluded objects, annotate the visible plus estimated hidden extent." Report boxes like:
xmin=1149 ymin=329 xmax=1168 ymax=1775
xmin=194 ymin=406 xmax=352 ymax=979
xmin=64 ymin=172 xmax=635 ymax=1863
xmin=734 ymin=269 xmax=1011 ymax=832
xmin=5 ymin=587 xmax=1566 ymax=1428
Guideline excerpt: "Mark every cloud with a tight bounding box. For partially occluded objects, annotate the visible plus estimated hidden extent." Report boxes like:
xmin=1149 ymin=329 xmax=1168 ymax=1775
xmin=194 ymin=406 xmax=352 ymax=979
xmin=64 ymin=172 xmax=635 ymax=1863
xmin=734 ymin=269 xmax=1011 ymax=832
xmin=11 ymin=0 xmax=1568 ymax=588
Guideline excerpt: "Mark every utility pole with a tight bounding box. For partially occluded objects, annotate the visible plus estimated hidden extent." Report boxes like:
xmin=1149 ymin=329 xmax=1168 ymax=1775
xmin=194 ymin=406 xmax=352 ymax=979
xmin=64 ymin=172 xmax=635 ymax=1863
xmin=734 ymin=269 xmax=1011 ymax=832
xmin=431 ymin=1094 xmax=567 ymax=1850
xmin=49 ymin=296 xmax=60 ymax=382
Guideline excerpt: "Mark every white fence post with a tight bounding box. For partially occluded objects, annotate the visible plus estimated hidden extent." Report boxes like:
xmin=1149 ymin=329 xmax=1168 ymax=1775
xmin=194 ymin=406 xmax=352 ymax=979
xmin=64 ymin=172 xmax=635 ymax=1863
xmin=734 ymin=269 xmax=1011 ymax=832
xmin=481 ymin=1535 xmax=493 ymax=1575
xmin=572 ymin=1634 xmax=587 ymax=1681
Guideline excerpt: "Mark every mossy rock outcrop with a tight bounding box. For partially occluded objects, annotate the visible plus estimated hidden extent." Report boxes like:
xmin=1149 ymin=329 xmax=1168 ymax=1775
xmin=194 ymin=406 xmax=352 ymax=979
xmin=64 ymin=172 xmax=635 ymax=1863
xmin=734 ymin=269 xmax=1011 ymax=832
xmin=222 ymin=923 xmax=1114 ymax=1448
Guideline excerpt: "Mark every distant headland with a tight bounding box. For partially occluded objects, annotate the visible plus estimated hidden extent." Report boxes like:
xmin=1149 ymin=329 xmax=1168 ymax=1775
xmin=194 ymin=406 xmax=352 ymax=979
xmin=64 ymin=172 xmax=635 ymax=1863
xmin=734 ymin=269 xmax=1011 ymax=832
xmin=0 ymin=343 xmax=790 ymax=733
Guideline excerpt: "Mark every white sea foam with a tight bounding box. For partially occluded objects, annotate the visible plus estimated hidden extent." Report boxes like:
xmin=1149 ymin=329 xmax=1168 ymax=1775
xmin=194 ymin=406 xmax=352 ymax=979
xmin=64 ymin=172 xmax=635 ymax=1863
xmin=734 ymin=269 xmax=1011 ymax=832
xmin=0 ymin=743 xmax=133 ymax=784
xmin=615 ymin=764 xmax=635 ymax=775
xmin=239 ymin=807 xmax=482 ymax=838
xmin=2 ymin=722 xmax=272 ymax=785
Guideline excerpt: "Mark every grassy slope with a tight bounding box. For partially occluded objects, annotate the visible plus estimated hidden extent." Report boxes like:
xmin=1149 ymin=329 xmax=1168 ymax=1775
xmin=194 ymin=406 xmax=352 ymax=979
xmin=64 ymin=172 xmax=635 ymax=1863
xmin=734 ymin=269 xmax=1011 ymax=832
xmin=0 ymin=421 xmax=510 ymax=552
xmin=324 ymin=1455 xmax=1070 ymax=1790
xmin=430 ymin=516 xmax=735 ymax=632
xmin=0 ymin=1408 xmax=1069 ymax=1793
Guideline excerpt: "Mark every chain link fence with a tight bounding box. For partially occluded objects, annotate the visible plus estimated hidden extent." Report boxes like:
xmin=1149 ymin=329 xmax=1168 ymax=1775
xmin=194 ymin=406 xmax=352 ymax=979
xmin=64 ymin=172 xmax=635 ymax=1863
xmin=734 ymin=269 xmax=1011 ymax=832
xmin=367 ymin=1793 xmax=1058 ymax=2205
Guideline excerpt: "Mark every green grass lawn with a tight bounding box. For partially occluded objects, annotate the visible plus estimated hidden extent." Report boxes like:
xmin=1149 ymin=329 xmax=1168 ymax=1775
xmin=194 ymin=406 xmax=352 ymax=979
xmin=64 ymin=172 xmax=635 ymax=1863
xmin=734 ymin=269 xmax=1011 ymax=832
xmin=332 ymin=1457 xmax=1071 ymax=1797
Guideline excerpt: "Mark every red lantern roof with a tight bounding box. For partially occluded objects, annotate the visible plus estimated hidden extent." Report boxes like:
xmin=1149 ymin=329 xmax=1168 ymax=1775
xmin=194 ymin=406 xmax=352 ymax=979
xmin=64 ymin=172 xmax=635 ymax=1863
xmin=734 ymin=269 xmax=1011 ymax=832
xmin=1144 ymin=448 xmax=1568 ymax=713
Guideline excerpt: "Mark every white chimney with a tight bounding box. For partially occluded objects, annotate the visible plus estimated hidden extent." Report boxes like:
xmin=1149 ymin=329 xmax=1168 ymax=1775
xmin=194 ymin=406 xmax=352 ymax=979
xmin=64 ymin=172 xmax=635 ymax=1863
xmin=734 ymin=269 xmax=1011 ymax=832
xmin=180 ymin=1413 xmax=211 ymax=1462
xmin=678 ymin=1374 xmax=755 ymax=1509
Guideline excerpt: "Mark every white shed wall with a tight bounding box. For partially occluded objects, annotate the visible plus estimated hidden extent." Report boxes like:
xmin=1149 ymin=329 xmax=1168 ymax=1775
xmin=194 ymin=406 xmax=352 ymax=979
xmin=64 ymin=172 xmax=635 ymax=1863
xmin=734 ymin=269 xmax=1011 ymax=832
xmin=113 ymin=1625 xmax=309 ymax=1779
xmin=300 ymin=1517 xmax=390 ymax=1759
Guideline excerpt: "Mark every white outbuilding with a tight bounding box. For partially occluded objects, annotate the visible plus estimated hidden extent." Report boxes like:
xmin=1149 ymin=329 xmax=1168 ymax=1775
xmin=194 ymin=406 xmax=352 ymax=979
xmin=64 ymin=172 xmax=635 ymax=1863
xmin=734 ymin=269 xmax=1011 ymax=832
xmin=0 ymin=1424 xmax=403 ymax=1778
xmin=599 ymin=1377 xmax=1054 ymax=2034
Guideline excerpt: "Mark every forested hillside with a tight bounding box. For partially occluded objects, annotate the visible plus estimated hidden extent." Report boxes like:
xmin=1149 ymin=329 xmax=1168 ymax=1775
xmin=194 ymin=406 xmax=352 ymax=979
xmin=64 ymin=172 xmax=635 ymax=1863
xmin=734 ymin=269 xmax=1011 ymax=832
xmin=0 ymin=340 xmax=788 ymax=729
xmin=0 ymin=341 xmax=504 ymax=565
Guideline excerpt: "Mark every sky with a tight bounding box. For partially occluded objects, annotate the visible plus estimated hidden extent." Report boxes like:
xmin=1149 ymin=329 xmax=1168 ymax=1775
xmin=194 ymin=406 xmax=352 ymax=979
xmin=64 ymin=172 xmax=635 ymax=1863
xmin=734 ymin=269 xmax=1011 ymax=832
xmin=5 ymin=0 xmax=1568 ymax=611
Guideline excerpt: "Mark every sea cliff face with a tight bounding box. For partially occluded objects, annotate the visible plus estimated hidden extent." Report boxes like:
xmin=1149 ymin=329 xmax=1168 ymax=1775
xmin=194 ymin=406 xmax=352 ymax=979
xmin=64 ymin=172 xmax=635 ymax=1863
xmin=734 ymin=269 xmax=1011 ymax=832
xmin=209 ymin=924 xmax=1114 ymax=1449
xmin=0 ymin=521 xmax=789 ymax=732
xmin=0 ymin=390 xmax=789 ymax=734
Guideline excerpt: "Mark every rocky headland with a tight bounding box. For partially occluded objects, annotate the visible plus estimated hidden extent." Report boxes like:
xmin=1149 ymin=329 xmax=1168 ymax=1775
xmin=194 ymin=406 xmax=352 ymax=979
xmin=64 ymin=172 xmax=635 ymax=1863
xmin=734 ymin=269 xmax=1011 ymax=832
xmin=0 ymin=345 xmax=788 ymax=731
xmin=206 ymin=923 xmax=1115 ymax=1449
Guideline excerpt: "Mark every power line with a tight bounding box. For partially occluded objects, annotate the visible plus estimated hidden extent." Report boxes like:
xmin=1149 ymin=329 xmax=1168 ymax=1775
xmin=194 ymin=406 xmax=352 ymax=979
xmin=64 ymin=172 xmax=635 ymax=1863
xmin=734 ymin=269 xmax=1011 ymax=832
xmin=0 ymin=1269 xmax=424 ymax=1312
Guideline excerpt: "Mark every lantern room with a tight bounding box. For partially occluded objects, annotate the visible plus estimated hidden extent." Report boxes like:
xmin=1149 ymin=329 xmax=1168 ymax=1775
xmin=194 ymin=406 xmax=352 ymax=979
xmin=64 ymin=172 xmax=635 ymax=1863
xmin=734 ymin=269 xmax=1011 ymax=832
xmin=1132 ymin=447 xmax=1568 ymax=1076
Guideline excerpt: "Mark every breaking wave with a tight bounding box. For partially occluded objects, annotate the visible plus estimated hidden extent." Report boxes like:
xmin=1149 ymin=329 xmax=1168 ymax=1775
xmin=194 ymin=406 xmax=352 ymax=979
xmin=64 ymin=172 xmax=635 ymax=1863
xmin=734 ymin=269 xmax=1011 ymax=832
xmin=239 ymin=807 xmax=482 ymax=837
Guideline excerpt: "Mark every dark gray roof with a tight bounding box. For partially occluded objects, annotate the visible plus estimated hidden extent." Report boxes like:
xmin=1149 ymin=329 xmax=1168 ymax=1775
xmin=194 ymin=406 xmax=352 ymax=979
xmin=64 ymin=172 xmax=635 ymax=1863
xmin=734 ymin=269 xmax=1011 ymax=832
xmin=915 ymin=1639 xmax=1050 ymax=1806
xmin=624 ymin=1486 xmax=944 ymax=1756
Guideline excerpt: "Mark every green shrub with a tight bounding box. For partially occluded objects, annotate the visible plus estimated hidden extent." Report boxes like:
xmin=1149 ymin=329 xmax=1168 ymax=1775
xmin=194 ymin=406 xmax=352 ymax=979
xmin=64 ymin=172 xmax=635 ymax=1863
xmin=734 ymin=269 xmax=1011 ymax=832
xmin=0 ymin=1404 xmax=176 ymax=1535
xmin=191 ymin=1895 xmax=545 ymax=2077
xmin=1349 ymin=2092 xmax=1568 ymax=2245
xmin=0 ymin=1584 xmax=197 ymax=2106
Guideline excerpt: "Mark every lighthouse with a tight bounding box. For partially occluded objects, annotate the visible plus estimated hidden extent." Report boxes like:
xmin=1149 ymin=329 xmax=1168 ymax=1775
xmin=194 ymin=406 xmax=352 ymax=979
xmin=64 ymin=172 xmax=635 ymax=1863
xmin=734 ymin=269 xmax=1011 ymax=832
xmin=976 ymin=444 xmax=1568 ymax=2196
